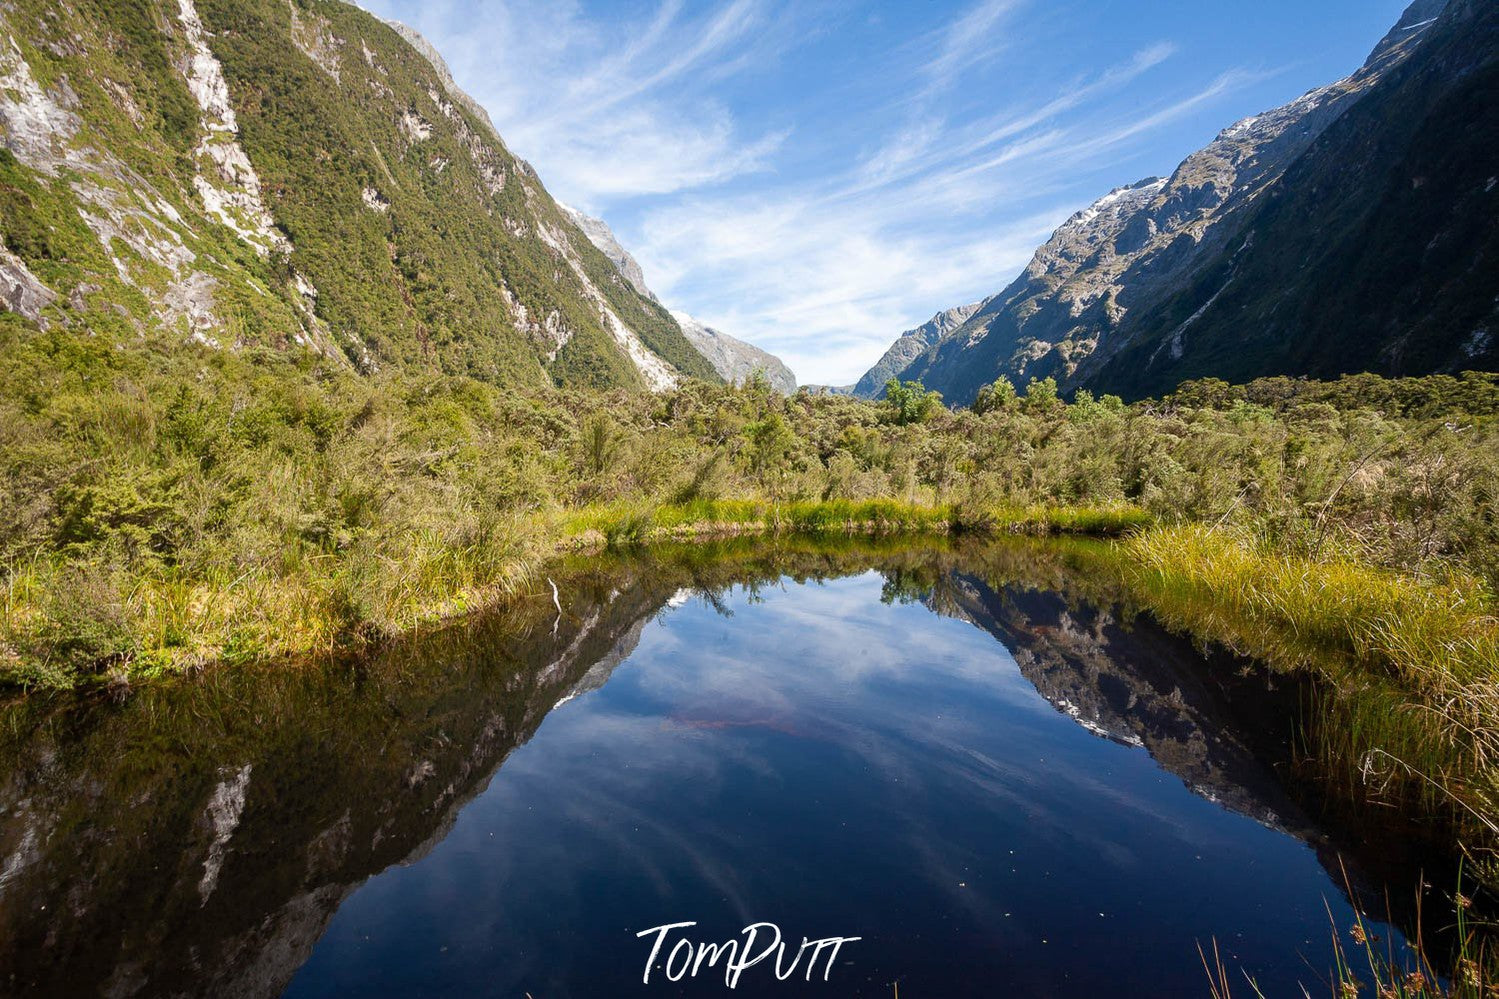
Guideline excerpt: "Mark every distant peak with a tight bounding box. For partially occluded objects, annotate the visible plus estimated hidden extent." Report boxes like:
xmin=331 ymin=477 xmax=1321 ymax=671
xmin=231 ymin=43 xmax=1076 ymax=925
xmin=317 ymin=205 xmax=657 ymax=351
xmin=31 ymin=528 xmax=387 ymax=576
xmin=1364 ymin=0 xmax=1449 ymax=69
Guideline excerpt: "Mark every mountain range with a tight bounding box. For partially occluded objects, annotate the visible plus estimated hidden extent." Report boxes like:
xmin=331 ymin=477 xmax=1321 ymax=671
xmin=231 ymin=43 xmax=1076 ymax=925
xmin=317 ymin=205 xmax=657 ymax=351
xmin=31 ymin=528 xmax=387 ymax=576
xmin=859 ymin=0 xmax=1498 ymax=404
xmin=1 ymin=0 xmax=1490 ymax=409
xmin=559 ymin=205 xmax=797 ymax=392
xmin=0 ymin=0 xmax=723 ymax=391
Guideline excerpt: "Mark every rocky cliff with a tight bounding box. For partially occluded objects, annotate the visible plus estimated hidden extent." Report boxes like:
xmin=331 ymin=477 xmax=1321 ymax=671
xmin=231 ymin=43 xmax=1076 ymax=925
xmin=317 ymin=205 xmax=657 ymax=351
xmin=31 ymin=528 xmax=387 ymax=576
xmin=558 ymin=204 xmax=798 ymax=391
xmin=672 ymin=310 xmax=797 ymax=392
xmin=1084 ymin=0 xmax=1498 ymax=397
xmin=559 ymin=204 xmax=656 ymax=302
xmin=870 ymin=0 xmax=1495 ymax=404
xmin=852 ymin=301 xmax=980 ymax=398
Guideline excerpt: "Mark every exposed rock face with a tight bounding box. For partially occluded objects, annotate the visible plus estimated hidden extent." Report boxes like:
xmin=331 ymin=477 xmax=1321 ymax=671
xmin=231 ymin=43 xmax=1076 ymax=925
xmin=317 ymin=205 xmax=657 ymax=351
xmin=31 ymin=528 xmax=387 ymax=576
xmin=560 ymin=204 xmax=655 ymax=301
xmin=0 ymin=240 xmax=55 ymax=323
xmin=872 ymin=0 xmax=1488 ymax=405
xmin=852 ymin=302 xmax=980 ymax=398
xmin=673 ymin=311 xmax=798 ymax=393
xmin=383 ymin=18 xmax=508 ymax=155
xmin=177 ymin=0 xmax=289 ymax=258
xmin=1085 ymin=0 xmax=1498 ymax=397
xmin=558 ymin=204 xmax=799 ymax=391
xmin=0 ymin=0 xmax=710 ymax=390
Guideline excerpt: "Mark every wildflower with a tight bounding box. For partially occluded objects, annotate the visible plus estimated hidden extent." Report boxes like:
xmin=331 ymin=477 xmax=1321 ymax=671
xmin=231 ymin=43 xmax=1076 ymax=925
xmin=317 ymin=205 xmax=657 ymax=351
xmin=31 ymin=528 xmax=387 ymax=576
xmin=1403 ymin=971 xmax=1427 ymax=991
xmin=1350 ymin=924 xmax=1367 ymax=945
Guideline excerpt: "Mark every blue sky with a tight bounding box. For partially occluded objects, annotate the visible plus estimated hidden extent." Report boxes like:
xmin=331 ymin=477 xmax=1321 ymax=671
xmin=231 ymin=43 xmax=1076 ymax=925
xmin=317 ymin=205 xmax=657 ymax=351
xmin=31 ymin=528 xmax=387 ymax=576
xmin=358 ymin=0 xmax=1413 ymax=385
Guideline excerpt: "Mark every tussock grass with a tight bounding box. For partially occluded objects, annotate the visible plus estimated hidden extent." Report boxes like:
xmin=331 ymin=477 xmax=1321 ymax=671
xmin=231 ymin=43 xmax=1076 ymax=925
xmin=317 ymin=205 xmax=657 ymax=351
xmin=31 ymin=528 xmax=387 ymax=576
xmin=1120 ymin=524 xmax=1499 ymax=867
xmin=0 ymin=500 xmax=1145 ymax=690
xmin=1203 ymin=865 xmax=1492 ymax=998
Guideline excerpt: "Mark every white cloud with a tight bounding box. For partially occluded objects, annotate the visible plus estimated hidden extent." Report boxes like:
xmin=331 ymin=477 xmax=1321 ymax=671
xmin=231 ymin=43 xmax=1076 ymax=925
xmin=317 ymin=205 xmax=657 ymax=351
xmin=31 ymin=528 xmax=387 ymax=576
xmin=360 ymin=0 xmax=1266 ymax=386
xmin=363 ymin=0 xmax=792 ymax=210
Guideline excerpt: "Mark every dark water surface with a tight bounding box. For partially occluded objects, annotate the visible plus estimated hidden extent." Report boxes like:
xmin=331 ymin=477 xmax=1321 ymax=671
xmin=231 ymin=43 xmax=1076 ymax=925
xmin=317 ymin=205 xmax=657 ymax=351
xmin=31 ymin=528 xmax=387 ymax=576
xmin=0 ymin=541 xmax=1437 ymax=997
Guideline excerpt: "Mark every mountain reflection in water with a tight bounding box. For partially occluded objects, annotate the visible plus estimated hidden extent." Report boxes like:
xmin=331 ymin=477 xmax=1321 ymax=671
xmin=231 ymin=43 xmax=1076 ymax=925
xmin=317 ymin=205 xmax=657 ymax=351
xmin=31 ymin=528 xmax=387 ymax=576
xmin=0 ymin=539 xmax=1438 ymax=997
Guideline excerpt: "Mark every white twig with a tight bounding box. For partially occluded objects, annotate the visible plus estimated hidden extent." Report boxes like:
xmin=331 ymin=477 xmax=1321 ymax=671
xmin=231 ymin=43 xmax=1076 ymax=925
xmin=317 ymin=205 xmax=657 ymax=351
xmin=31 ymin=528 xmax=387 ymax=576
xmin=548 ymin=577 xmax=562 ymax=637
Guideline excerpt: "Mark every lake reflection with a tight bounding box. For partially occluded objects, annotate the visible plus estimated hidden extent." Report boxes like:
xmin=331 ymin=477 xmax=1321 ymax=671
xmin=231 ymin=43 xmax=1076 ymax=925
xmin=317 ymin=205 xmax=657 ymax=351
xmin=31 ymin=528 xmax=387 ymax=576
xmin=0 ymin=541 xmax=1424 ymax=997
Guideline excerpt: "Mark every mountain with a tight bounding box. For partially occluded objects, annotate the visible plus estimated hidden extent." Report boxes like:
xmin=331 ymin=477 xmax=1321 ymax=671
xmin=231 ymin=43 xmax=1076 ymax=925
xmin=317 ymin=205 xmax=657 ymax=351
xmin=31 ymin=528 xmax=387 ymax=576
xmin=558 ymin=204 xmax=655 ymax=302
xmin=1085 ymin=0 xmax=1498 ymax=398
xmin=0 ymin=0 xmax=717 ymax=391
xmin=671 ymin=311 xmax=797 ymax=393
xmin=870 ymin=0 xmax=1496 ymax=405
xmin=559 ymin=205 xmax=798 ymax=391
xmin=851 ymin=302 xmax=980 ymax=398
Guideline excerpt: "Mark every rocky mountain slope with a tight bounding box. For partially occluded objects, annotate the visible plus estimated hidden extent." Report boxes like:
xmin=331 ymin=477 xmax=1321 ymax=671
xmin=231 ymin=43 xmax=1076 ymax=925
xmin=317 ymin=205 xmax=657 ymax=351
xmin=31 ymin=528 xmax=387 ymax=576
xmin=852 ymin=301 xmax=980 ymax=398
xmin=875 ymin=0 xmax=1495 ymax=405
xmin=0 ymin=0 xmax=717 ymax=390
xmin=559 ymin=205 xmax=797 ymax=391
xmin=1085 ymin=0 xmax=1498 ymax=398
xmin=559 ymin=204 xmax=655 ymax=302
xmin=671 ymin=311 xmax=797 ymax=393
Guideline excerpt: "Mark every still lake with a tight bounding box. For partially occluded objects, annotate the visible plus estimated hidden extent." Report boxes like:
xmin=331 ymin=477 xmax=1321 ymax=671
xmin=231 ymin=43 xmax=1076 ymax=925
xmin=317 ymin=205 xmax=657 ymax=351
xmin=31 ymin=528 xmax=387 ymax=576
xmin=0 ymin=541 xmax=1432 ymax=996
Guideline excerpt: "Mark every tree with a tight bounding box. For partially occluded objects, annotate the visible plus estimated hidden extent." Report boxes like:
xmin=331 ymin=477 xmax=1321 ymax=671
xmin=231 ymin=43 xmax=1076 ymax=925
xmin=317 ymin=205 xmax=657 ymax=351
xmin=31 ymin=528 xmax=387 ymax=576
xmin=1022 ymin=376 xmax=1060 ymax=414
xmin=744 ymin=411 xmax=796 ymax=499
xmin=883 ymin=378 xmax=943 ymax=425
xmin=973 ymin=377 xmax=1017 ymax=415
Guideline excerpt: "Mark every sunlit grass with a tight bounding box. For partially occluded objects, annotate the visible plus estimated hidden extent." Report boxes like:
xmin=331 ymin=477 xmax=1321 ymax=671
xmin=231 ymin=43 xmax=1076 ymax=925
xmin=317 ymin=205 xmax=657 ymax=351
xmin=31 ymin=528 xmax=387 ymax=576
xmin=1119 ymin=524 xmax=1499 ymax=865
xmin=0 ymin=500 xmax=1149 ymax=690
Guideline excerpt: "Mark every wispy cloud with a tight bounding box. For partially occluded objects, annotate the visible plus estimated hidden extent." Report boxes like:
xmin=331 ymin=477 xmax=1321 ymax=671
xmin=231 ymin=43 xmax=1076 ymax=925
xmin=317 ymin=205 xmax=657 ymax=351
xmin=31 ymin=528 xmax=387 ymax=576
xmin=920 ymin=0 xmax=1024 ymax=97
xmin=366 ymin=0 xmax=799 ymax=206
xmin=360 ymin=0 xmax=1281 ymax=385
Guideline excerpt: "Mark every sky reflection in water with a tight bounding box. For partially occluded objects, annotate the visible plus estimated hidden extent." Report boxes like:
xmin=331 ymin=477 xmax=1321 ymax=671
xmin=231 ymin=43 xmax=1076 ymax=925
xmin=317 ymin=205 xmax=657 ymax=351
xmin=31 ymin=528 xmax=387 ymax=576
xmin=286 ymin=570 xmax=1387 ymax=998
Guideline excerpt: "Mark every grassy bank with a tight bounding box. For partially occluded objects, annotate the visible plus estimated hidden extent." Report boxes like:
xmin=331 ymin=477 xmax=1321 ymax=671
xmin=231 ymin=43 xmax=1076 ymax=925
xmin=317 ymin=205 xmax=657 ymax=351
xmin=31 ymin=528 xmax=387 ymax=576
xmin=3 ymin=318 xmax=1496 ymax=703
xmin=0 ymin=498 xmax=1150 ymax=690
xmin=1115 ymin=523 xmax=1499 ymax=880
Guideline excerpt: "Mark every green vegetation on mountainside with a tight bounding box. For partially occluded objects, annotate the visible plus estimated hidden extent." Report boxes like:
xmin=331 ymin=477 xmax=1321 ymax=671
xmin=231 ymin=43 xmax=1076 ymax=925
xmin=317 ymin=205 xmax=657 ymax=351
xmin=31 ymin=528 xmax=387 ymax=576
xmin=0 ymin=0 xmax=716 ymax=390
xmin=1089 ymin=0 xmax=1499 ymax=398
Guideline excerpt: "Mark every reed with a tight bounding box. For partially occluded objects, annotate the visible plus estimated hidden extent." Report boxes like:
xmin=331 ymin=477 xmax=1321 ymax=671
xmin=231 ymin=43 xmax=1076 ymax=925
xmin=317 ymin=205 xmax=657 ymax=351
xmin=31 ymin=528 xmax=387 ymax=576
xmin=1202 ymin=866 xmax=1494 ymax=998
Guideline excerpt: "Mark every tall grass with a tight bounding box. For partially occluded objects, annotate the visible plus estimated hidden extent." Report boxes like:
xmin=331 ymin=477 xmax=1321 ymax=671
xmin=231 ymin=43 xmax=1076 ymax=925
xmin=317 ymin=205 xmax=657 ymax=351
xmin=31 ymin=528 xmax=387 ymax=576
xmin=1202 ymin=866 xmax=1492 ymax=998
xmin=0 ymin=500 xmax=1148 ymax=689
xmin=1119 ymin=524 xmax=1499 ymax=872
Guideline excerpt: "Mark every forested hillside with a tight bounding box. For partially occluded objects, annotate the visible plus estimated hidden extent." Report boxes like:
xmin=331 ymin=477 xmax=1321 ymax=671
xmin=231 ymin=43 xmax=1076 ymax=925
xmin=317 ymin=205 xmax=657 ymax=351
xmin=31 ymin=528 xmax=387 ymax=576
xmin=0 ymin=0 xmax=717 ymax=389
xmin=870 ymin=0 xmax=1497 ymax=404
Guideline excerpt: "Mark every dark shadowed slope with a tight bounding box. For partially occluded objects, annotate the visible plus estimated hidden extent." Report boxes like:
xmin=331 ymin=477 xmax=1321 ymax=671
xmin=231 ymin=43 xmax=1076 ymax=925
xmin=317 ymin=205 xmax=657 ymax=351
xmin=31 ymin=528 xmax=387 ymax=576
xmin=870 ymin=0 xmax=1493 ymax=406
